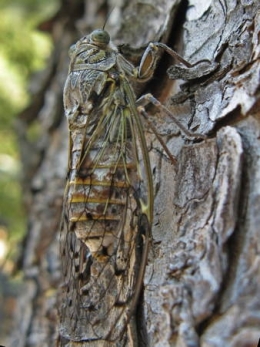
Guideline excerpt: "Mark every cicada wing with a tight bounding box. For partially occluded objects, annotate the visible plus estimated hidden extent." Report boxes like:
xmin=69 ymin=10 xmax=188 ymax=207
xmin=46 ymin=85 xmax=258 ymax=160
xmin=60 ymin=95 xmax=152 ymax=343
xmin=59 ymin=216 xmax=92 ymax=339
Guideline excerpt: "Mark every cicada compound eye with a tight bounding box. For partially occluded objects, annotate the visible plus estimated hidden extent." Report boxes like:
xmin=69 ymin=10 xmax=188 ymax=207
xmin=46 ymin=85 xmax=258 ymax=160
xmin=90 ymin=29 xmax=110 ymax=46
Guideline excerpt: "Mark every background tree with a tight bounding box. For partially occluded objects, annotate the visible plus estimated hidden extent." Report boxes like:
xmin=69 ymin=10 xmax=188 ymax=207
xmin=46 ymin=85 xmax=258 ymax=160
xmin=6 ymin=0 xmax=260 ymax=346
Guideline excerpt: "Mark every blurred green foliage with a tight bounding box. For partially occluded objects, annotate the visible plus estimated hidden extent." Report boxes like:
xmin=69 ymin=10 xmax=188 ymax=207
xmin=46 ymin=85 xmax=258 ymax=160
xmin=0 ymin=0 xmax=58 ymax=251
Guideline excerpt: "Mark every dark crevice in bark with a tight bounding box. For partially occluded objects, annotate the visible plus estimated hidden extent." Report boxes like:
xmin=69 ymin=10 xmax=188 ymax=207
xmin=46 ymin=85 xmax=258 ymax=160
xmin=146 ymin=0 xmax=189 ymax=101
xmin=136 ymin=289 xmax=149 ymax=347
xmin=214 ymin=107 xmax=246 ymax=133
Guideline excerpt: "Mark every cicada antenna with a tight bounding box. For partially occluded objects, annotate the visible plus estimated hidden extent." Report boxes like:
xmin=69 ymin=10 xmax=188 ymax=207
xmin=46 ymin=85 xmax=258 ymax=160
xmin=102 ymin=6 xmax=116 ymax=30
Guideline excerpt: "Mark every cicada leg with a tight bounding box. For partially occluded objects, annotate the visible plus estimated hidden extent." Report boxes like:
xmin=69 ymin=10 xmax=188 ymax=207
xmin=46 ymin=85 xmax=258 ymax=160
xmin=137 ymin=93 xmax=207 ymax=140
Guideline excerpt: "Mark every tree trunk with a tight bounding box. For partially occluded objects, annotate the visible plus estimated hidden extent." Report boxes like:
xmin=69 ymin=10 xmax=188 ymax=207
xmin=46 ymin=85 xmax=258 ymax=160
xmin=8 ymin=0 xmax=260 ymax=346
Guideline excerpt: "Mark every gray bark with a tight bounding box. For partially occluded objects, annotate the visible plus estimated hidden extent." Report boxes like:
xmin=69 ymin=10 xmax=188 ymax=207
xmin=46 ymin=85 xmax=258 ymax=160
xmin=7 ymin=0 xmax=260 ymax=346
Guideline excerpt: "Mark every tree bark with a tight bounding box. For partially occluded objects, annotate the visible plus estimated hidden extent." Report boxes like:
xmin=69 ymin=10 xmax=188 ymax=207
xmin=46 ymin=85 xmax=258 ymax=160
xmin=8 ymin=0 xmax=260 ymax=346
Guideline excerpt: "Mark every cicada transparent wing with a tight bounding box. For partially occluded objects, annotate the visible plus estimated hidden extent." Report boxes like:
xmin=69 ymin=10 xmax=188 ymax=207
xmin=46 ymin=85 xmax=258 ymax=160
xmin=59 ymin=29 xmax=153 ymax=343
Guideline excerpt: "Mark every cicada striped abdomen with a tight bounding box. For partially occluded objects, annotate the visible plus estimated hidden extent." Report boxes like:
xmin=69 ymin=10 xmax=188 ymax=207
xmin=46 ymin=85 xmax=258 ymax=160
xmin=60 ymin=29 xmax=154 ymax=343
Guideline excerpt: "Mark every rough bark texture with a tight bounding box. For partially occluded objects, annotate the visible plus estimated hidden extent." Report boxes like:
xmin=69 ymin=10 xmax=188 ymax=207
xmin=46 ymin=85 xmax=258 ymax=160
xmin=7 ymin=0 xmax=260 ymax=346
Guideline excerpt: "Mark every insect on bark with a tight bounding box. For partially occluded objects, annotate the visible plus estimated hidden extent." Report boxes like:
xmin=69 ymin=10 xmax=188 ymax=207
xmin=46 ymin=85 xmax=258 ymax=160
xmin=59 ymin=28 xmax=205 ymax=344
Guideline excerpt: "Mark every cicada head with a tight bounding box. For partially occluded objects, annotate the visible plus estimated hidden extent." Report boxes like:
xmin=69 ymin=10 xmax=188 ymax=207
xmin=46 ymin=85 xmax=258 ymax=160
xmin=89 ymin=29 xmax=110 ymax=47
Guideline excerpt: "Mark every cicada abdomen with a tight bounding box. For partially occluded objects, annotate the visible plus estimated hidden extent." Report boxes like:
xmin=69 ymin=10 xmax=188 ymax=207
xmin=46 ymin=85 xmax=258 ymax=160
xmin=59 ymin=29 xmax=153 ymax=343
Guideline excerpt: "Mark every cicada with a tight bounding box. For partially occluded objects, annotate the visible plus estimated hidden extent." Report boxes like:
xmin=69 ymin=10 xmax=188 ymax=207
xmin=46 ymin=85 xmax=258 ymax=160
xmin=59 ymin=28 xmax=203 ymax=344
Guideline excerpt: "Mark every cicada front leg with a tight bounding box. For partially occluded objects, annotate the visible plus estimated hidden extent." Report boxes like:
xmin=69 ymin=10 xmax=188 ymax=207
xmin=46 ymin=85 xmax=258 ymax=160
xmin=136 ymin=93 xmax=207 ymax=140
xmin=133 ymin=42 xmax=207 ymax=164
